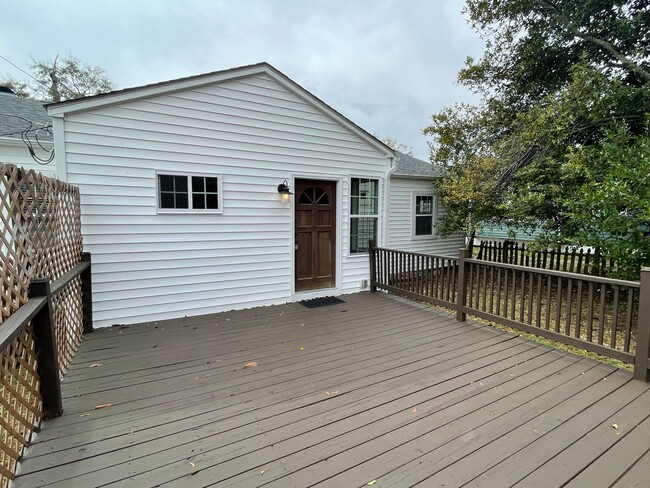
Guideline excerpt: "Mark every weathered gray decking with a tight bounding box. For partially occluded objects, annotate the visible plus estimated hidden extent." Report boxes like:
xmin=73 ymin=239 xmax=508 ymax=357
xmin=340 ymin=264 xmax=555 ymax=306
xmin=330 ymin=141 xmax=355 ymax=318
xmin=14 ymin=292 xmax=650 ymax=487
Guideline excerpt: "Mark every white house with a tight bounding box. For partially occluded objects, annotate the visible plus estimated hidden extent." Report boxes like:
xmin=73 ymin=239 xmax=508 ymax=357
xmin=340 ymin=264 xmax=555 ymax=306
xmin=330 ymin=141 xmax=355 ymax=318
xmin=45 ymin=62 xmax=462 ymax=327
xmin=388 ymin=151 xmax=464 ymax=255
xmin=0 ymin=88 xmax=56 ymax=177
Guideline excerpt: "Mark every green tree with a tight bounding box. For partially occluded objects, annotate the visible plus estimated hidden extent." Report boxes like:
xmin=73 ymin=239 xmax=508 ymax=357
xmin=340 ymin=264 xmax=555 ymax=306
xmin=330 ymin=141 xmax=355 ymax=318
xmin=427 ymin=0 xmax=650 ymax=277
xmin=1 ymin=55 xmax=114 ymax=102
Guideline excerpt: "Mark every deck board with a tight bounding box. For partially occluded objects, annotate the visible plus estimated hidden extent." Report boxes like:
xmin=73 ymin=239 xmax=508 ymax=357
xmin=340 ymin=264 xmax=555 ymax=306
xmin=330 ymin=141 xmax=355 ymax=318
xmin=13 ymin=292 xmax=650 ymax=487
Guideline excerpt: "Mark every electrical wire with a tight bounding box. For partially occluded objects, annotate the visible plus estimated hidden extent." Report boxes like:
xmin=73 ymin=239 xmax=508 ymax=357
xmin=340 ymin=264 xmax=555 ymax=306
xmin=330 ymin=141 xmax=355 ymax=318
xmin=0 ymin=54 xmax=50 ymax=88
xmin=0 ymin=112 xmax=54 ymax=165
xmin=0 ymin=54 xmax=82 ymax=101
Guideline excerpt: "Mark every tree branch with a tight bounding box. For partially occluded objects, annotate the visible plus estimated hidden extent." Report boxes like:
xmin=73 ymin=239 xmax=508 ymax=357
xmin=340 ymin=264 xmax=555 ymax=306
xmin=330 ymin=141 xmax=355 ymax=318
xmin=535 ymin=0 xmax=650 ymax=83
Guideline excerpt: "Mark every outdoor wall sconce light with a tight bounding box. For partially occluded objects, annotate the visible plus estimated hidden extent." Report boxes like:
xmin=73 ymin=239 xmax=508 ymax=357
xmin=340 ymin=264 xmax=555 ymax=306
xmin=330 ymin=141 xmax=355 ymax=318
xmin=277 ymin=180 xmax=293 ymax=202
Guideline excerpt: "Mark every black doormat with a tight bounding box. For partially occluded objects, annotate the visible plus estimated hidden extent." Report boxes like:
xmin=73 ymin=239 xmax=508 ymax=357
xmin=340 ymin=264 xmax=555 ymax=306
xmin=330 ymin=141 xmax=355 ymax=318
xmin=299 ymin=296 xmax=346 ymax=309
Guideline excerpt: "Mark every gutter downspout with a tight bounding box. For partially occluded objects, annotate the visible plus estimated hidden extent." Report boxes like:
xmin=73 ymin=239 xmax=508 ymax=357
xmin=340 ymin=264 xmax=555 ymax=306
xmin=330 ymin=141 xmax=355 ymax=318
xmin=382 ymin=153 xmax=397 ymax=247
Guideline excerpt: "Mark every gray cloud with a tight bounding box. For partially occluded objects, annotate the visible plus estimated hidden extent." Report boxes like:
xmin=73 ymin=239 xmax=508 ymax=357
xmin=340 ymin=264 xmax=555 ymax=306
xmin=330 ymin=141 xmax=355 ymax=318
xmin=1 ymin=0 xmax=484 ymax=158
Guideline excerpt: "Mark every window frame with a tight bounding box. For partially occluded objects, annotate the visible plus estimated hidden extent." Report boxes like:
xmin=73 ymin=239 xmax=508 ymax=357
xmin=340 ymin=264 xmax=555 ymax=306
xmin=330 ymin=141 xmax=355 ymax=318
xmin=349 ymin=177 xmax=380 ymax=255
xmin=156 ymin=171 xmax=223 ymax=214
xmin=411 ymin=192 xmax=437 ymax=240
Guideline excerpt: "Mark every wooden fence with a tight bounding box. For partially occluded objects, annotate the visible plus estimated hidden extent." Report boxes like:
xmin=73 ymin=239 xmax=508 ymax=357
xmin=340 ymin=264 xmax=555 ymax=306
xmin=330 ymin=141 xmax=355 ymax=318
xmin=0 ymin=164 xmax=92 ymax=485
xmin=475 ymin=240 xmax=614 ymax=276
xmin=369 ymin=242 xmax=650 ymax=383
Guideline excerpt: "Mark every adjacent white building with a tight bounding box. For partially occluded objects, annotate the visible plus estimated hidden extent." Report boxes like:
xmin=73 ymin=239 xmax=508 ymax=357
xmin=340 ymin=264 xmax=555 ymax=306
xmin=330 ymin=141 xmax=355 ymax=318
xmin=0 ymin=88 xmax=55 ymax=177
xmin=41 ymin=62 xmax=463 ymax=327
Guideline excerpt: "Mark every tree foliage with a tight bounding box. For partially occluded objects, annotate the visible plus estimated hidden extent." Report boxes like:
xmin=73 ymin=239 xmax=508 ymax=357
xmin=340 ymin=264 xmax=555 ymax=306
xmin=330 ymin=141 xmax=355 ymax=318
xmin=1 ymin=55 xmax=114 ymax=102
xmin=427 ymin=0 xmax=650 ymax=278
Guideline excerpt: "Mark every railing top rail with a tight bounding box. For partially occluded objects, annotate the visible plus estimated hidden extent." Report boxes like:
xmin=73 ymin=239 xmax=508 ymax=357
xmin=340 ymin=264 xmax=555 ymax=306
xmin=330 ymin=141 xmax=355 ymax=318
xmin=372 ymin=247 xmax=457 ymax=261
xmin=0 ymin=297 xmax=47 ymax=352
xmin=465 ymin=257 xmax=640 ymax=288
xmin=49 ymin=261 xmax=90 ymax=296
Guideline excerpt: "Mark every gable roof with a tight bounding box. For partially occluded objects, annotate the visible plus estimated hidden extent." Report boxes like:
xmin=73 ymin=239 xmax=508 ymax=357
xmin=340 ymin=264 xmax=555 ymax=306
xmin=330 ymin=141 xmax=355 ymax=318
xmin=47 ymin=62 xmax=393 ymax=157
xmin=0 ymin=92 xmax=53 ymax=142
xmin=392 ymin=151 xmax=445 ymax=178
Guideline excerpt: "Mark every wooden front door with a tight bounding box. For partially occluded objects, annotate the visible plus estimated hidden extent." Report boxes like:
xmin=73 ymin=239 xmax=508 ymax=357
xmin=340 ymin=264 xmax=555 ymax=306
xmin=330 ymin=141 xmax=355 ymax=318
xmin=295 ymin=179 xmax=336 ymax=292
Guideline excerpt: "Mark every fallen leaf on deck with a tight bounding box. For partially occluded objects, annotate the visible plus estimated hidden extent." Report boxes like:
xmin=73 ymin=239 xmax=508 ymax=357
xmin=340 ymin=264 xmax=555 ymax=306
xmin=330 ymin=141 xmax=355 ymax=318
xmin=80 ymin=413 xmax=90 ymax=417
xmin=260 ymin=468 xmax=268 ymax=475
xmin=244 ymin=361 xmax=258 ymax=369
xmin=412 ymin=407 xmax=417 ymax=413
xmin=300 ymin=347 xmax=305 ymax=350
xmin=95 ymin=403 xmax=113 ymax=410
xmin=612 ymin=423 xmax=618 ymax=429
xmin=367 ymin=481 xmax=377 ymax=486
xmin=188 ymin=461 xmax=195 ymax=468
xmin=89 ymin=363 xmax=102 ymax=368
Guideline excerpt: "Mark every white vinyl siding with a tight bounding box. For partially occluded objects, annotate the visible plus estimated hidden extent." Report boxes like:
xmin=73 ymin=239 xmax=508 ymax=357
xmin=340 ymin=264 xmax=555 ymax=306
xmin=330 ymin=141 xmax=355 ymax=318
xmin=58 ymin=72 xmax=389 ymax=327
xmin=388 ymin=177 xmax=465 ymax=256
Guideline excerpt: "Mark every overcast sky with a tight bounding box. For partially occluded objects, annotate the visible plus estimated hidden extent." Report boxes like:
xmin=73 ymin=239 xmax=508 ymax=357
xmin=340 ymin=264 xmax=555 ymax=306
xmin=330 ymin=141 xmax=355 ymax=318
xmin=1 ymin=0 xmax=484 ymax=159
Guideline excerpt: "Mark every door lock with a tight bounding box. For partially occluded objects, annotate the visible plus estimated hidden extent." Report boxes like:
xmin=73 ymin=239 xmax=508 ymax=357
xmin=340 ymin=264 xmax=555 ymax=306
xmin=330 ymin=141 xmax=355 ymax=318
xmin=295 ymin=243 xmax=299 ymax=251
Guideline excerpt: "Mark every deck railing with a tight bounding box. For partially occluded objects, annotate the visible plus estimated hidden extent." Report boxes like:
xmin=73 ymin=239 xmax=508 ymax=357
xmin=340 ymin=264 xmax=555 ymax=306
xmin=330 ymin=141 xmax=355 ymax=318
xmin=369 ymin=242 xmax=650 ymax=383
xmin=0 ymin=164 xmax=92 ymax=485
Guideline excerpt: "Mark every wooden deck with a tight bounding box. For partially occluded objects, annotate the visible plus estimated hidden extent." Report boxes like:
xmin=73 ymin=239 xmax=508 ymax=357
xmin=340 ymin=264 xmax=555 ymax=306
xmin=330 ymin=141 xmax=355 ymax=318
xmin=13 ymin=292 xmax=650 ymax=487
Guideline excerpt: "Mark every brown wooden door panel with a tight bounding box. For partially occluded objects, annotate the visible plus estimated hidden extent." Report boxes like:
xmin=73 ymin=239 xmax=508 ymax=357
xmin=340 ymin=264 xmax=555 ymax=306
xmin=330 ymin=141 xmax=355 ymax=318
xmin=295 ymin=179 xmax=336 ymax=292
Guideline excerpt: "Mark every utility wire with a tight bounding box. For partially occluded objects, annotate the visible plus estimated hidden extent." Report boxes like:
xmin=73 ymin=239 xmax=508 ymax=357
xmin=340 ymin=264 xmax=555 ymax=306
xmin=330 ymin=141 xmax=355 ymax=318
xmin=0 ymin=53 xmax=82 ymax=101
xmin=0 ymin=113 xmax=54 ymax=164
xmin=0 ymin=54 xmax=50 ymax=88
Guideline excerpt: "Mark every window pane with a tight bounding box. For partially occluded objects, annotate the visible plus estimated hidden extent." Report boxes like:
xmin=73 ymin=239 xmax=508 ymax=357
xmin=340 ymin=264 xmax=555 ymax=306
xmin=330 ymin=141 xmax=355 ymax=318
xmin=359 ymin=179 xmax=377 ymax=198
xmin=416 ymin=196 xmax=433 ymax=215
xmin=159 ymin=175 xmax=189 ymax=209
xmin=175 ymin=176 xmax=188 ymax=192
xmin=192 ymin=176 xmax=205 ymax=192
xmin=206 ymin=193 xmax=219 ymax=209
xmin=176 ymin=193 xmax=189 ymax=209
xmin=415 ymin=216 xmax=433 ymax=236
xmin=351 ymin=178 xmax=378 ymax=216
xmin=193 ymin=193 xmax=205 ymax=209
xmin=351 ymin=178 xmax=360 ymax=197
xmin=350 ymin=217 xmax=377 ymax=253
xmin=159 ymin=175 xmax=174 ymax=191
xmin=351 ymin=196 xmax=360 ymax=215
xmin=205 ymin=177 xmax=219 ymax=193
xmin=160 ymin=192 xmax=175 ymax=208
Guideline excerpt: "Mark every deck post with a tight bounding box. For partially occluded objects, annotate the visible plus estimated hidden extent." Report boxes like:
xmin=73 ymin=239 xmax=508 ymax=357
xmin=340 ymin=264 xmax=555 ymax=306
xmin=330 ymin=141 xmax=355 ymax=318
xmin=456 ymin=248 xmax=469 ymax=322
xmin=634 ymin=267 xmax=650 ymax=382
xmin=29 ymin=278 xmax=63 ymax=419
xmin=369 ymin=240 xmax=377 ymax=292
xmin=81 ymin=252 xmax=94 ymax=333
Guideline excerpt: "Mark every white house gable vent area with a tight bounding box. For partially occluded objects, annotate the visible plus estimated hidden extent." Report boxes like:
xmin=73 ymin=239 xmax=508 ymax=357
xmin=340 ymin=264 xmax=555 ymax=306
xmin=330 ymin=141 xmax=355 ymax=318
xmin=47 ymin=63 xmax=394 ymax=327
